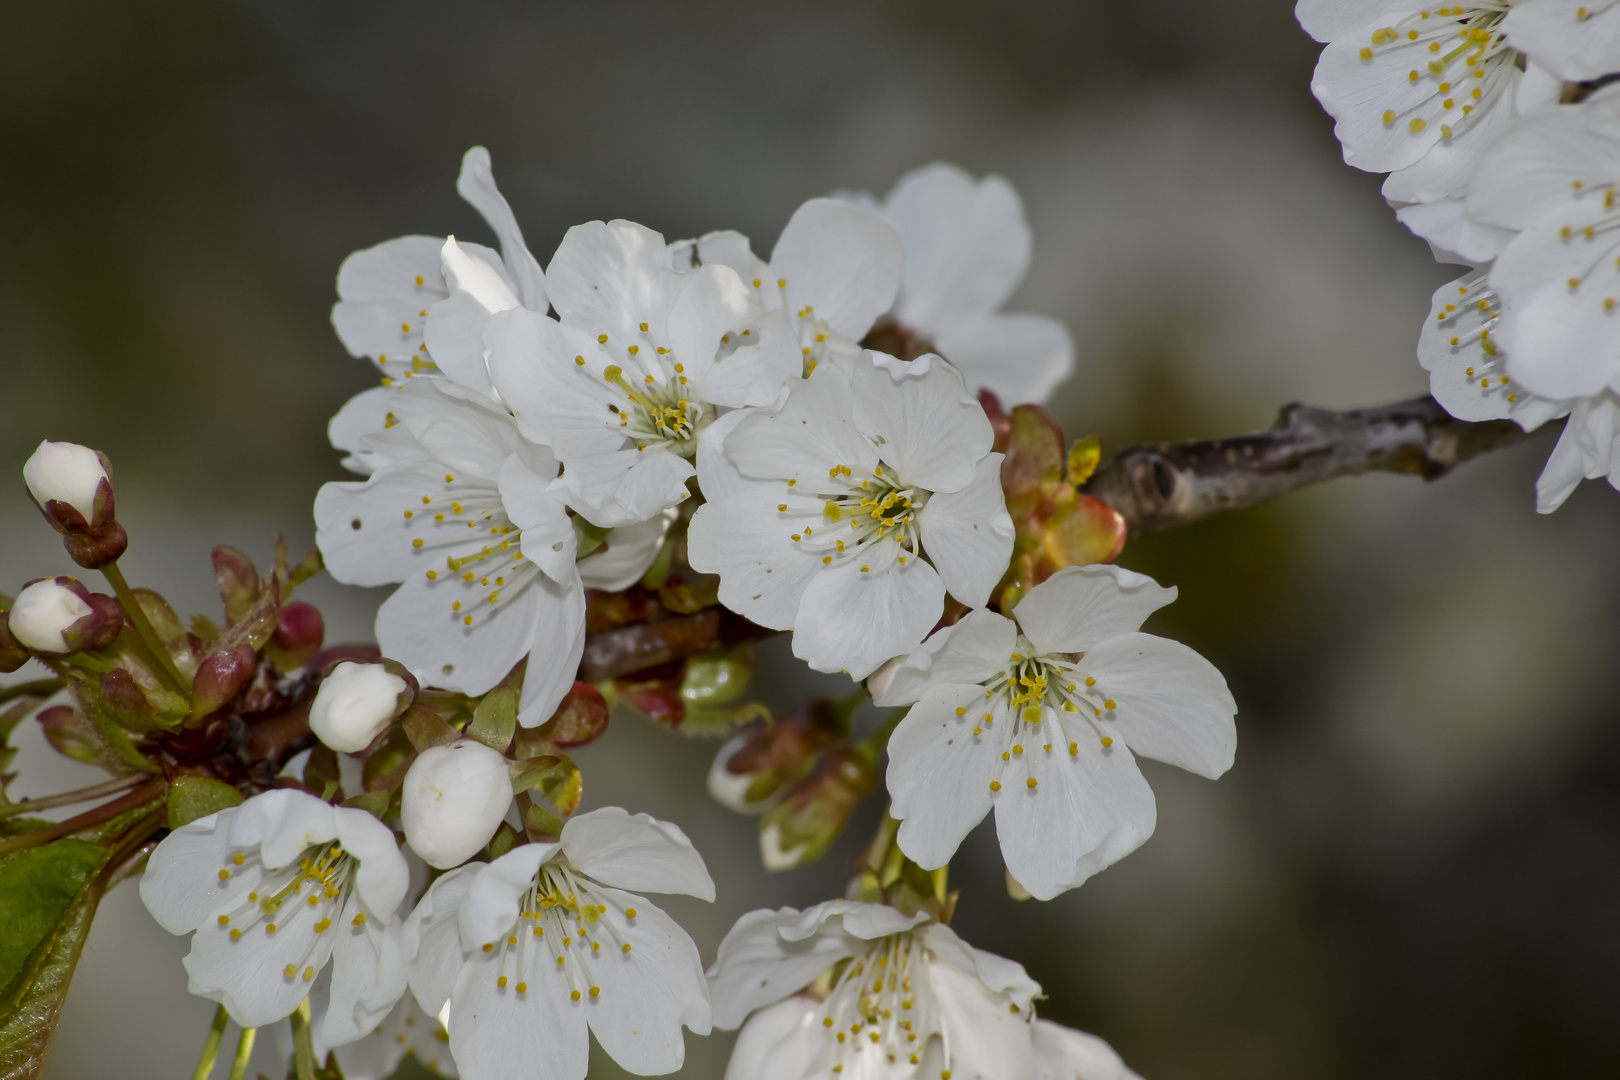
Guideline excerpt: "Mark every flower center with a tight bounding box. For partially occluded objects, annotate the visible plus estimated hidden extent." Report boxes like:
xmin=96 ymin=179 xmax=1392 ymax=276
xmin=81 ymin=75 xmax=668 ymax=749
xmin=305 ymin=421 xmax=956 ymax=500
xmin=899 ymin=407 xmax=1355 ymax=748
xmin=480 ymin=862 xmax=637 ymax=1003
xmin=1363 ymin=6 xmax=1515 ymax=140
xmin=960 ymin=638 xmax=1122 ymax=785
xmin=1432 ymin=270 xmax=1524 ymax=403
xmin=783 ymin=464 xmax=930 ymax=573
xmin=811 ymin=932 xmax=1000 ymax=1078
xmin=600 ymin=361 xmax=712 ymax=455
xmin=403 ymin=474 xmax=540 ymax=628
xmin=210 ymin=842 xmax=362 ymax=983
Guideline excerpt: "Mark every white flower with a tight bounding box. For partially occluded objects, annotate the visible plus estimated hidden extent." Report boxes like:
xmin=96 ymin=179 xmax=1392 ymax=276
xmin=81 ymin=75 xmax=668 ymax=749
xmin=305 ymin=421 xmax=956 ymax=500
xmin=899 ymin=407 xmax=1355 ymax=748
xmin=1466 ymin=95 xmax=1620 ymax=400
xmin=316 ymin=378 xmax=664 ymax=723
xmin=22 ymin=440 xmax=107 ymax=519
xmin=867 ymin=163 xmax=1074 ymax=405
xmin=483 ymin=218 xmax=808 ymax=528
xmin=1031 ymin=1020 xmax=1143 ymax=1080
xmin=1532 ymin=393 xmax=1620 ymax=510
xmin=1502 ymin=0 xmax=1620 ymax=82
xmin=708 ymin=899 xmax=1041 ymax=1080
xmin=309 ymin=661 xmax=411 ymax=753
xmin=402 ymin=807 xmax=714 ymax=1080
xmin=331 ymin=992 xmax=459 ymax=1080
xmin=875 ymin=564 xmax=1236 ymax=900
xmin=1297 ymin=1 xmax=1563 ymax=261
xmin=139 ymin=789 xmax=410 ymax=1044
xmin=401 ymin=740 xmax=514 ymax=870
xmin=685 ymin=196 xmax=902 ymax=381
xmin=7 ymin=578 xmax=93 ymax=654
xmin=329 ymin=146 xmax=546 ymax=474
xmin=688 ymin=351 xmax=1015 ymax=680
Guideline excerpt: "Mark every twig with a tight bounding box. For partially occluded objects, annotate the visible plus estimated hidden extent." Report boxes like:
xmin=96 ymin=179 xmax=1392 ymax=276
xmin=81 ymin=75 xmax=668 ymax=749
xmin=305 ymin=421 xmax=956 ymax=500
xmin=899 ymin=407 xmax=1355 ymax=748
xmin=1080 ymin=395 xmax=1552 ymax=537
xmin=0 ymin=678 xmax=65 ymax=706
xmin=0 ymin=778 xmax=166 ymax=858
xmin=580 ymin=609 xmax=773 ymax=683
xmin=0 ymin=773 xmax=146 ymax=819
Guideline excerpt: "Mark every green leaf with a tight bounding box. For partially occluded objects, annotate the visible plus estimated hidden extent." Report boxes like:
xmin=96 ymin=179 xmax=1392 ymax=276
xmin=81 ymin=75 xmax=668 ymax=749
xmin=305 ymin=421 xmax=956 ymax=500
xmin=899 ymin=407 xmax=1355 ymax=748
xmin=167 ymin=777 xmax=244 ymax=830
xmin=0 ymin=856 xmax=104 ymax=1080
xmin=465 ymin=688 xmax=516 ymax=753
xmin=0 ymin=841 xmax=104 ymax=997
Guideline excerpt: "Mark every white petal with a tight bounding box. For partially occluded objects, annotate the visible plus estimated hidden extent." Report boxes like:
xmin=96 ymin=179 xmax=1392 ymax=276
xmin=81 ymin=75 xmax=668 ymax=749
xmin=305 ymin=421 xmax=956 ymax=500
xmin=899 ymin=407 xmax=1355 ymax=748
xmin=793 ymin=557 xmax=944 ymax=679
xmin=334 ymin=806 xmax=410 ymax=919
xmin=694 ymin=406 xmax=758 ymax=502
xmin=1493 ymin=204 xmax=1620 ymax=399
xmin=375 ymin=566 xmax=541 ymax=696
xmin=183 ymin=909 xmax=332 ymax=1028
xmin=1418 ymin=272 xmax=1528 ymax=422
xmin=328 ymin=386 xmax=402 ymax=468
xmin=933 ymin=312 xmax=1073 ymax=407
xmin=1032 ymin=1020 xmax=1141 ymax=1080
xmin=560 ymin=807 xmax=715 ymax=901
xmin=694 ymin=229 xmax=772 ymax=288
xmin=548 ymin=444 xmax=696 ymax=529
xmin=706 ymin=307 xmax=803 ymax=409
xmin=456 ymin=146 xmax=547 ymax=311
xmin=333 ymin=236 xmax=448 ymax=361
xmin=1294 ymin=0 xmax=1412 ymax=43
xmin=917 ymin=451 xmax=1014 ymax=608
xmin=724 ymin=365 xmax=879 ymax=483
xmin=546 ymin=219 xmax=684 ymax=344
xmin=885 ymin=163 xmax=1030 ymax=330
xmin=723 ymin=996 xmax=821 ymax=1080
xmin=1535 ymin=411 xmax=1593 ymax=513
xmin=448 ymin=948 xmax=590 ymax=1080
xmin=926 ymin=955 xmax=1037 ymax=1080
xmin=852 ymin=352 xmax=992 ymax=494
xmin=393 ymin=378 xmax=521 ymax=479
xmin=925 ymin=924 xmax=1040 ymax=1010
xmin=1469 ymin=103 xmax=1620 ymax=231
xmin=403 ymin=866 xmax=478 ymax=1017
xmin=1013 ymin=565 xmax=1177 ymax=655
xmin=517 ymin=574 xmax=588 ymax=727
xmin=230 ymin=789 xmax=340 ymax=869
xmin=876 ymin=608 xmax=1016 ymax=707
xmin=1393 ymin=197 xmax=1514 ymax=268
xmin=770 ymin=198 xmax=901 ymax=341
xmin=499 ymin=455 xmax=575 ymax=583
xmin=484 ymin=307 xmax=628 ymax=459
xmin=422 ymin=243 xmax=516 ymax=398
xmin=584 ymin=885 xmax=711 ymax=1074
xmin=995 ymin=733 xmax=1156 ymax=900
xmin=579 ymin=509 xmax=676 ymax=591
xmin=668 ymin=263 xmax=774 ymax=406
xmin=887 ymin=685 xmax=1007 ymax=869
xmin=1080 ymin=633 xmax=1237 ymax=778
xmin=686 ymin=479 xmax=825 ymax=631
xmin=315 ymin=459 xmax=455 ymax=587
xmin=320 ymin=896 xmax=408 ymax=1047
xmin=140 ymin=810 xmax=257 ymax=935
xmin=457 ymin=844 xmax=555 ymax=950
xmin=1502 ymin=0 xmax=1620 ymax=82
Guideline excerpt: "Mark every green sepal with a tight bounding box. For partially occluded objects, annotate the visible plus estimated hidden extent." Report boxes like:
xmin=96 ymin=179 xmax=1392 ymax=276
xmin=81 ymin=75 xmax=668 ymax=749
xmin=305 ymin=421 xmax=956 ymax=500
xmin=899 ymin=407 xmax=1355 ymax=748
xmin=132 ymin=588 xmax=198 ymax=683
xmin=639 ymin=533 xmax=675 ymax=590
xmin=572 ymin=517 xmax=610 ymax=560
xmin=166 ymin=777 xmax=244 ymax=830
xmin=362 ymin=727 xmax=416 ymax=793
xmin=487 ymin=821 xmax=522 ymax=861
xmin=340 ymin=790 xmax=390 ymax=819
xmin=402 ymin=706 xmax=459 ymax=753
xmin=465 ymin=687 xmax=516 ymax=753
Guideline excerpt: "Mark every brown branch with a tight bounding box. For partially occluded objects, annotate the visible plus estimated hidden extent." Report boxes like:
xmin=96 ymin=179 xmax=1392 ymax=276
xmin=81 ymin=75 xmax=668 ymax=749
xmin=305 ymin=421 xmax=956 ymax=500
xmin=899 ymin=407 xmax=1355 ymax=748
xmin=580 ymin=609 xmax=774 ymax=683
xmin=1080 ymin=395 xmax=1556 ymax=537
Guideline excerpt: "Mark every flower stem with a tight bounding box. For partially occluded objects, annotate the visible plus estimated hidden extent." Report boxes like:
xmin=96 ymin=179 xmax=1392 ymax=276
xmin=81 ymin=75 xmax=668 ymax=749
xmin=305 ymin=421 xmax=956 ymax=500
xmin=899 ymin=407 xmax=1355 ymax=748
xmin=224 ymin=1026 xmax=256 ymax=1080
xmin=0 ymin=677 xmax=64 ymax=705
xmin=99 ymin=561 xmax=189 ymax=694
xmin=190 ymin=1005 xmax=229 ymax=1080
xmin=0 ymin=773 xmax=146 ymax=819
xmin=289 ymin=997 xmax=317 ymax=1080
xmin=0 ymin=778 xmax=165 ymax=858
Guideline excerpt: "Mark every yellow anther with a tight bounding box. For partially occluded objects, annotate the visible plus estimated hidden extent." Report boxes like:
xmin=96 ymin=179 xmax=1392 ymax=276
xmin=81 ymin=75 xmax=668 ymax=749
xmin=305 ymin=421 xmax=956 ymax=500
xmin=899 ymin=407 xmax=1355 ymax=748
xmin=1101 ymin=736 xmax=1114 ymax=747
xmin=1382 ymin=109 xmax=1396 ymax=125
xmin=285 ymin=964 xmax=296 ymax=979
xmin=218 ymin=869 xmax=231 ymax=880
xmin=498 ymin=976 xmax=508 ymax=988
xmin=516 ymin=982 xmax=528 ymax=993
xmin=590 ymin=986 xmax=600 ymax=998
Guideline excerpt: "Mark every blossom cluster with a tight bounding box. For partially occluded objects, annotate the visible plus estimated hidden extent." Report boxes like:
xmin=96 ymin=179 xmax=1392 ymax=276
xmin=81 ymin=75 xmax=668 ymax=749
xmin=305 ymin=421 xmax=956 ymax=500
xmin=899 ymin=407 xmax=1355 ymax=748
xmin=1298 ymin=0 xmax=1620 ymax=510
xmin=96 ymin=149 xmax=1244 ymax=1080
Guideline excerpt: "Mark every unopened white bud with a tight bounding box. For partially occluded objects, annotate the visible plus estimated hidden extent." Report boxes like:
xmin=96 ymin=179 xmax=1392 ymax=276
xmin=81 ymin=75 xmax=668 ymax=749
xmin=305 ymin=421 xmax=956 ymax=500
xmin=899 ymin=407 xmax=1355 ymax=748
xmin=402 ymin=740 xmax=512 ymax=869
xmin=9 ymin=579 xmax=92 ymax=653
xmin=309 ymin=661 xmax=407 ymax=753
xmin=23 ymin=441 xmax=107 ymax=520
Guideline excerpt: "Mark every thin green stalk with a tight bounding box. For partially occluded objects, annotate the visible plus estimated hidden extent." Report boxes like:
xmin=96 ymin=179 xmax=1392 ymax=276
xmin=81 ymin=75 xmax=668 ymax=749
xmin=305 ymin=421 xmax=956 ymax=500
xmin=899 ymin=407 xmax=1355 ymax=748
xmin=0 ymin=678 xmax=64 ymax=705
xmin=225 ymin=1026 xmax=256 ymax=1080
xmin=190 ymin=1005 xmax=229 ymax=1080
xmin=100 ymin=561 xmax=189 ymax=693
xmin=289 ymin=997 xmax=317 ymax=1080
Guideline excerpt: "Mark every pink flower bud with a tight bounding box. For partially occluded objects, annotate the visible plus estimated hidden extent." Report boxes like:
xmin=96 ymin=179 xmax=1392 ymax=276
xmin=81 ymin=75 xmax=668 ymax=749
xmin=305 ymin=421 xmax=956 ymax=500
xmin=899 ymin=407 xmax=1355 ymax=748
xmin=269 ymin=601 xmax=325 ymax=669
xmin=190 ymin=644 xmax=258 ymax=719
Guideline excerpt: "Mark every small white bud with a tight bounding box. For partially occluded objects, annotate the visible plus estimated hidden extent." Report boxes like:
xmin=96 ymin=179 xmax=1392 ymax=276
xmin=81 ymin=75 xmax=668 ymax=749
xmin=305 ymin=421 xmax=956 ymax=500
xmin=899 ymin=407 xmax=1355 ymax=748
xmin=22 ymin=441 xmax=108 ymax=520
xmin=402 ymin=740 xmax=513 ymax=869
xmin=308 ymin=661 xmax=407 ymax=753
xmin=9 ymin=579 xmax=92 ymax=653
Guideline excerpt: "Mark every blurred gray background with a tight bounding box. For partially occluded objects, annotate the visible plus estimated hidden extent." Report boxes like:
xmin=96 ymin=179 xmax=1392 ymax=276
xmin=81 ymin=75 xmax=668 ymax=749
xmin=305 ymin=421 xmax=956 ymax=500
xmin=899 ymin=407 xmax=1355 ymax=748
xmin=4 ymin=0 xmax=1619 ymax=1077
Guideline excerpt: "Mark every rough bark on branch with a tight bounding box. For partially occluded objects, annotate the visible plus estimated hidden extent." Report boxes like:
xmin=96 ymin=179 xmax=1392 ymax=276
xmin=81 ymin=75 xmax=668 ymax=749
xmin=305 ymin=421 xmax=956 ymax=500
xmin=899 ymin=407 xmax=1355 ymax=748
xmin=1080 ymin=395 xmax=1553 ymax=537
